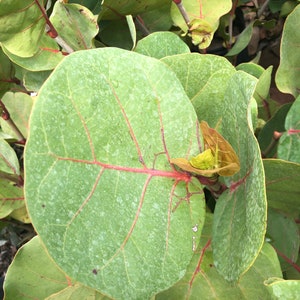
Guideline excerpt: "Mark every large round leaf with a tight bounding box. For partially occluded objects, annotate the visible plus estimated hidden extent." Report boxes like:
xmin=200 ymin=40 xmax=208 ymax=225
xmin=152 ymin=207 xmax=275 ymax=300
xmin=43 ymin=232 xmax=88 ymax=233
xmin=25 ymin=48 xmax=205 ymax=299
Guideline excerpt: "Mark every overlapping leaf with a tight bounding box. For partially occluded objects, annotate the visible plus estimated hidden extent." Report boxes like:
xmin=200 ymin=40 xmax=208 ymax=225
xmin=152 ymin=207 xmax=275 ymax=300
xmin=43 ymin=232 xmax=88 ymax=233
xmin=99 ymin=0 xmax=170 ymax=20
xmin=0 ymin=0 xmax=46 ymax=57
xmin=25 ymin=48 xmax=206 ymax=299
xmin=135 ymin=32 xmax=190 ymax=59
xmin=170 ymin=0 xmax=231 ymax=48
xmin=4 ymin=236 xmax=110 ymax=300
xmin=278 ymin=95 xmax=300 ymax=163
xmin=156 ymin=214 xmax=282 ymax=299
xmin=162 ymin=53 xmax=267 ymax=282
xmin=276 ymin=4 xmax=300 ymax=97
xmin=264 ymin=159 xmax=300 ymax=215
xmin=50 ymin=2 xmax=99 ymax=51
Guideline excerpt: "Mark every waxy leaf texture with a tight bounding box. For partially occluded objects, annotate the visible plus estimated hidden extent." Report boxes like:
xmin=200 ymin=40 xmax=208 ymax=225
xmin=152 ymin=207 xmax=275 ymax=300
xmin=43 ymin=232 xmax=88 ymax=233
xmin=25 ymin=48 xmax=206 ymax=299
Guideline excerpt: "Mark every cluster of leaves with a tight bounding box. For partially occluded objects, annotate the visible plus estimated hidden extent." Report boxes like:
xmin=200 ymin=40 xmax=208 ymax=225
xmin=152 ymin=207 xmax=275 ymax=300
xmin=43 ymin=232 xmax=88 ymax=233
xmin=0 ymin=0 xmax=299 ymax=299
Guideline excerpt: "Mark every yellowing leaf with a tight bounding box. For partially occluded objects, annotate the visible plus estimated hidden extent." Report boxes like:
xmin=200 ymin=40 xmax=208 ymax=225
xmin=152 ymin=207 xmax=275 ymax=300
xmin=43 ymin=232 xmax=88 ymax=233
xmin=170 ymin=121 xmax=240 ymax=177
xmin=190 ymin=148 xmax=215 ymax=170
xmin=188 ymin=19 xmax=213 ymax=49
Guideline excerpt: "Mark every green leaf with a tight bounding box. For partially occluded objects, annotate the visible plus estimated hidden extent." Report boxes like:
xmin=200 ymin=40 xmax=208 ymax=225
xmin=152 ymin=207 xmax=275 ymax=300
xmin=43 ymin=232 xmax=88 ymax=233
xmin=0 ymin=139 xmax=19 ymax=175
xmin=161 ymin=53 xmax=235 ymax=121
xmin=275 ymin=4 xmax=300 ymax=97
xmin=50 ymin=2 xmax=99 ymax=51
xmin=69 ymin=0 xmax=103 ymax=14
xmin=0 ymin=92 xmax=34 ymax=139
xmin=162 ymin=53 xmax=266 ymax=282
xmin=98 ymin=19 xmax=134 ymax=49
xmin=265 ymin=277 xmax=300 ymax=299
xmin=0 ymin=0 xmax=46 ymax=57
xmin=212 ymin=72 xmax=266 ymax=282
xmin=269 ymin=0 xmax=286 ymax=13
xmin=250 ymin=65 xmax=273 ymax=121
xmin=263 ymin=158 xmax=300 ymax=216
xmin=278 ymin=95 xmax=300 ymax=163
xmin=258 ymin=103 xmax=291 ymax=158
xmin=25 ymin=48 xmax=206 ymax=299
xmin=267 ymin=208 xmax=299 ymax=271
xmin=23 ymin=70 xmax=52 ymax=92
xmin=0 ymin=48 xmax=15 ymax=97
xmin=2 ymin=33 xmax=65 ymax=72
xmin=139 ymin=2 xmax=173 ymax=32
xmin=126 ymin=15 xmax=137 ymax=49
xmin=226 ymin=20 xmax=276 ymax=57
xmin=157 ymin=214 xmax=282 ymax=299
xmin=99 ymin=0 xmax=171 ymax=20
xmin=4 ymin=236 xmax=111 ymax=299
xmin=0 ymin=177 xmax=24 ymax=219
xmin=135 ymin=32 xmax=190 ymax=59
xmin=170 ymin=0 xmax=232 ymax=34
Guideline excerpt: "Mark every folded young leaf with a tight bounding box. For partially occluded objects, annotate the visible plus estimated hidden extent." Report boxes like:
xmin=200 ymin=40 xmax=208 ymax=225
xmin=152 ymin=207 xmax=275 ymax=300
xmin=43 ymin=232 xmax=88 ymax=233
xmin=170 ymin=121 xmax=240 ymax=177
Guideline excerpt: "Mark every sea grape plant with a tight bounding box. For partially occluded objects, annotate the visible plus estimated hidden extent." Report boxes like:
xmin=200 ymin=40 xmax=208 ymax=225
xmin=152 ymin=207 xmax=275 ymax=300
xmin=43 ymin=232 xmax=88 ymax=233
xmin=0 ymin=0 xmax=300 ymax=299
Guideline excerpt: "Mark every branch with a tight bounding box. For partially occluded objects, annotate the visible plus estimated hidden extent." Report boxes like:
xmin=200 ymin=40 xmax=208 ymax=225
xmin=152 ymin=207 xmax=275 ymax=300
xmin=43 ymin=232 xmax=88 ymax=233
xmin=34 ymin=0 xmax=74 ymax=53
xmin=0 ymin=100 xmax=26 ymax=144
xmin=173 ymin=0 xmax=190 ymax=26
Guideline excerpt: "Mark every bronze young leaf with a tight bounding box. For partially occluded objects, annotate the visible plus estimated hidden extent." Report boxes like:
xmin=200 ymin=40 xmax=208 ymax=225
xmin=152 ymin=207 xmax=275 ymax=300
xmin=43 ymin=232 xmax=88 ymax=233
xmin=170 ymin=121 xmax=240 ymax=177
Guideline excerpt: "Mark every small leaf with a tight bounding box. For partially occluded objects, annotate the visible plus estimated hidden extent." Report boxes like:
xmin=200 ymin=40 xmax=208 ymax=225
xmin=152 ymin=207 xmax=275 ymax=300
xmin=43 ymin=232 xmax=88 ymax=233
xmin=171 ymin=0 xmax=232 ymax=34
xmin=226 ymin=20 xmax=275 ymax=57
xmin=190 ymin=149 xmax=215 ymax=170
xmin=188 ymin=19 xmax=213 ymax=49
xmin=50 ymin=2 xmax=99 ymax=51
xmin=171 ymin=121 xmax=240 ymax=177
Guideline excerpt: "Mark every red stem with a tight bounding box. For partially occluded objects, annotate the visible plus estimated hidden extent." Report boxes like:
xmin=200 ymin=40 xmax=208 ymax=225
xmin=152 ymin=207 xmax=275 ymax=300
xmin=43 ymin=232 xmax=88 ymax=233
xmin=0 ymin=100 xmax=26 ymax=144
xmin=274 ymin=247 xmax=300 ymax=273
xmin=34 ymin=0 xmax=58 ymax=38
xmin=188 ymin=239 xmax=212 ymax=293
